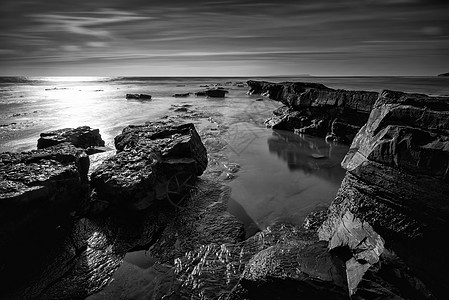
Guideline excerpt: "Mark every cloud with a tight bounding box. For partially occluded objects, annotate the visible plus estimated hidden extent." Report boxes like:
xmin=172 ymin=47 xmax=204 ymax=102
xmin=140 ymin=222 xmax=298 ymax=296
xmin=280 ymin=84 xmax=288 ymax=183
xmin=28 ymin=10 xmax=150 ymax=38
xmin=421 ymin=26 xmax=444 ymax=36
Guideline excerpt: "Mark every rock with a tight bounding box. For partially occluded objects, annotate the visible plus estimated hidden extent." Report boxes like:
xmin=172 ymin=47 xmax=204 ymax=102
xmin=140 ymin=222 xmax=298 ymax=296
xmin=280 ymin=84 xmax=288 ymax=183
xmin=174 ymin=223 xmax=321 ymax=299
xmin=195 ymin=91 xmax=207 ymax=96
xmin=330 ymin=118 xmax=362 ymax=144
xmin=0 ymin=143 xmax=90 ymax=298
xmin=148 ymin=180 xmax=245 ymax=263
xmin=85 ymin=146 xmax=112 ymax=155
xmin=126 ymin=93 xmax=151 ymax=100
xmin=240 ymin=241 xmax=348 ymax=299
xmin=248 ymin=80 xmax=378 ymax=143
xmin=437 ymin=72 xmax=449 ymax=77
xmin=319 ymin=89 xmax=449 ymax=298
xmin=90 ymin=121 xmax=207 ymax=210
xmin=172 ymin=93 xmax=190 ymax=97
xmin=319 ymin=211 xmax=384 ymax=296
xmin=37 ymin=126 xmax=105 ymax=150
xmin=205 ymin=89 xmax=228 ymax=98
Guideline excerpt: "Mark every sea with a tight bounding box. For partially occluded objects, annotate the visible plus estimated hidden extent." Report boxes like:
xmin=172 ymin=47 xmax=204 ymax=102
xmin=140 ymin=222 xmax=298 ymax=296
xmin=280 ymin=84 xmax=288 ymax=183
xmin=1 ymin=76 xmax=448 ymax=298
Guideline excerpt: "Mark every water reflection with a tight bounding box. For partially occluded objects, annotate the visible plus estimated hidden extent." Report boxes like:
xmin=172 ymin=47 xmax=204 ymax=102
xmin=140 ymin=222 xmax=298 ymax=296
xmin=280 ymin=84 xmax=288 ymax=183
xmin=267 ymin=130 xmax=348 ymax=185
xmin=227 ymin=127 xmax=349 ymax=231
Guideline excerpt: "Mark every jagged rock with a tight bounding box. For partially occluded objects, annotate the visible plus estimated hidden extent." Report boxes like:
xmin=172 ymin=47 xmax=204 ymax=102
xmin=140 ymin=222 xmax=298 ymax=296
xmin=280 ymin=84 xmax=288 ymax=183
xmin=0 ymin=143 xmax=90 ymax=298
xmin=319 ymin=90 xmax=449 ymax=298
xmin=91 ymin=121 xmax=207 ymax=210
xmin=240 ymin=241 xmax=348 ymax=299
xmin=174 ymin=223 xmax=321 ymax=299
xmin=126 ymin=93 xmax=152 ymax=100
xmin=248 ymin=80 xmax=377 ymax=143
xmin=319 ymin=211 xmax=384 ymax=296
xmin=148 ymin=179 xmax=245 ymax=263
xmin=37 ymin=126 xmax=105 ymax=150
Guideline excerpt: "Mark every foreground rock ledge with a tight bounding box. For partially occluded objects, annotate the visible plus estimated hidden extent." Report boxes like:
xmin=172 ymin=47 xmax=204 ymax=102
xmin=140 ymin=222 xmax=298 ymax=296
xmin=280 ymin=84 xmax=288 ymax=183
xmin=319 ymin=89 xmax=449 ymax=298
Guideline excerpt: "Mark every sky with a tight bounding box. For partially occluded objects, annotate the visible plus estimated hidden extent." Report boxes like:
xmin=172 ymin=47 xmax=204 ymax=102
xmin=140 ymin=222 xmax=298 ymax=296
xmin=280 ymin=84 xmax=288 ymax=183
xmin=0 ymin=0 xmax=448 ymax=76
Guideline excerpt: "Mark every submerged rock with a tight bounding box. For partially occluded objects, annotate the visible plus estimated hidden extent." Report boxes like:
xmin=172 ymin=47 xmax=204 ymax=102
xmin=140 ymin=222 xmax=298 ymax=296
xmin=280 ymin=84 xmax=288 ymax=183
xmin=319 ymin=89 xmax=449 ymax=298
xmin=37 ymin=126 xmax=105 ymax=150
xmin=91 ymin=121 xmax=207 ymax=211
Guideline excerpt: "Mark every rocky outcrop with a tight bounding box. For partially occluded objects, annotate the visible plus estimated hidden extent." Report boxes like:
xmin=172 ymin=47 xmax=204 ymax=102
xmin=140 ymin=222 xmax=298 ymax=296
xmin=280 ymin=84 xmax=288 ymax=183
xmin=437 ymin=72 xmax=449 ymax=77
xmin=37 ymin=126 xmax=105 ymax=151
xmin=0 ymin=143 xmax=90 ymax=298
xmin=247 ymin=80 xmax=378 ymax=143
xmin=319 ymin=90 xmax=449 ymax=298
xmin=90 ymin=121 xmax=207 ymax=211
xmin=0 ymin=120 xmax=215 ymax=299
xmin=125 ymin=93 xmax=152 ymax=100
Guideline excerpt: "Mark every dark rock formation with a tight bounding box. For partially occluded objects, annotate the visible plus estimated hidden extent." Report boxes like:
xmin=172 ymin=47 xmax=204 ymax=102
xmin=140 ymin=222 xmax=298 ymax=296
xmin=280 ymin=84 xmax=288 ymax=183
xmin=205 ymin=89 xmax=229 ymax=98
xmin=37 ymin=126 xmax=105 ymax=150
xmin=0 ymin=120 xmax=215 ymax=299
xmin=90 ymin=121 xmax=207 ymax=211
xmin=239 ymin=241 xmax=348 ymax=299
xmin=125 ymin=93 xmax=151 ymax=100
xmin=247 ymin=80 xmax=378 ymax=143
xmin=195 ymin=91 xmax=207 ymax=96
xmin=0 ymin=143 xmax=90 ymax=298
xmin=172 ymin=93 xmax=190 ymax=97
xmin=437 ymin=72 xmax=449 ymax=77
xmin=319 ymin=90 xmax=449 ymax=298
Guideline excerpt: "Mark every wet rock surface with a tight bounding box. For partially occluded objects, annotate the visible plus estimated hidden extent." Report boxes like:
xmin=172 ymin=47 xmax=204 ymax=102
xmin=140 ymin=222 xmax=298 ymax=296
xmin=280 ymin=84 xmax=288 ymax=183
xmin=90 ymin=121 xmax=207 ymax=211
xmin=319 ymin=89 xmax=449 ymax=298
xmin=37 ymin=126 xmax=105 ymax=150
xmin=0 ymin=143 xmax=90 ymax=299
xmin=247 ymin=80 xmax=378 ymax=143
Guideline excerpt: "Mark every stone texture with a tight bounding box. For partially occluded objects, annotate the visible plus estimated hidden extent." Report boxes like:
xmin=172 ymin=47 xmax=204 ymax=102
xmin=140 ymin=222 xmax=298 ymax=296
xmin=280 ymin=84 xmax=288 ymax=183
xmin=37 ymin=126 xmax=105 ymax=150
xmin=248 ymin=80 xmax=378 ymax=143
xmin=91 ymin=121 xmax=207 ymax=210
xmin=240 ymin=241 xmax=348 ymax=299
xmin=0 ymin=143 xmax=91 ymax=299
xmin=319 ymin=89 xmax=449 ymax=298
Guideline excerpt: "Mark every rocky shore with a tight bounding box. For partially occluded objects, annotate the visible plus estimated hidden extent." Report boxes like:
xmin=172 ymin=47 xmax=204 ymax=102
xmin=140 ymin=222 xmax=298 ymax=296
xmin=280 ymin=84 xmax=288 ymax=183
xmin=1 ymin=82 xmax=448 ymax=299
xmin=247 ymin=80 xmax=379 ymax=143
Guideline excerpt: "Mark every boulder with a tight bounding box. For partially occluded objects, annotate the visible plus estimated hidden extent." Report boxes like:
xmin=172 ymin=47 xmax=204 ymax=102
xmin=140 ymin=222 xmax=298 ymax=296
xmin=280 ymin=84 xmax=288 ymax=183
xmin=90 ymin=121 xmax=207 ymax=210
xmin=37 ymin=126 xmax=105 ymax=150
xmin=319 ymin=89 xmax=449 ymax=298
xmin=125 ymin=93 xmax=151 ymax=100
